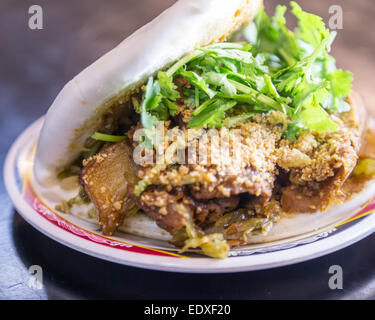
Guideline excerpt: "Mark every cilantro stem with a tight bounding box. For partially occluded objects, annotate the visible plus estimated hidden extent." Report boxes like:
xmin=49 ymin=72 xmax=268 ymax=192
xmin=304 ymin=37 xmax=329 ymax=78
xmin=192 ymin=98 xmax=215 ymax=116
xmin=223 ymin=113 xmax=255 ymax=127
xmin=194 ymin=87 xmax=199 ymax=109
xmin=166 ymin=51 xmax=204 ymax=77
xmin=91 ymin=132 xmax=127 ymax=142
xmin=228 ymin=79 xmax=289 ymax=114
xmin=278 ymin=48 xmax=295 ymax=66
xmin=264 ymin=74 xmax=279 ymax=98
xmin=166 ymin=42 xmax=249 ymax=78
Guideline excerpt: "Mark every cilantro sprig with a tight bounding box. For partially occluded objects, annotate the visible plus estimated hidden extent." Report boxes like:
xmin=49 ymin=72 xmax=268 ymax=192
xmin=138 ymin=1 xmax=353 ymax=141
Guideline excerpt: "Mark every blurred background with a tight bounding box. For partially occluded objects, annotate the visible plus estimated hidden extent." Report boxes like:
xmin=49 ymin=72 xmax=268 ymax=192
xmin=1 ymin=0 xmax=375 ymax=299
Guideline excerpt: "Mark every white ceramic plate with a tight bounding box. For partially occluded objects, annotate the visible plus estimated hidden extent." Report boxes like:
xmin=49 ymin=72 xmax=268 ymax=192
xmin=4 ymin=117 xmax=375 ymax=273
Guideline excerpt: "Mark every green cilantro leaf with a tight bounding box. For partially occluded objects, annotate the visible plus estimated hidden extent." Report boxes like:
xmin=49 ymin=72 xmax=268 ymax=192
xmin=136 ymin=3 xmax=352 ymax=139
xmin=291 ymin=1 xmax=331 ymax=49
xmin=157 ymin=71 xmax=180 ymax=101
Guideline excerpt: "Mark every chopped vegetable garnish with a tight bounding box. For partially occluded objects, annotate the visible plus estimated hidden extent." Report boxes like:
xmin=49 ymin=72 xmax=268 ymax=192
xmin=138 ymin=1 xmax=352 ymax=142
xmin=354 ymin=159 xmax=375 ymax=178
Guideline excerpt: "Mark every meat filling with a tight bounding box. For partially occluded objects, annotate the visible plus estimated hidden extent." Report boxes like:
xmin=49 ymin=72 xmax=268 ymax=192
xmin=78 ymin=94 xmax=365 ymax=241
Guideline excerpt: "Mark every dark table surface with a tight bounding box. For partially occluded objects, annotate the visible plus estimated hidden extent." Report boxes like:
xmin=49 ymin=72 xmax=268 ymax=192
xmin=1 ymin=0 xmax=375 ymax=300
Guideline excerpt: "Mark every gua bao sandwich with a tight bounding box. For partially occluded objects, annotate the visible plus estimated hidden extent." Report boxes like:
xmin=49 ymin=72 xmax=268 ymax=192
xmin=33 ymin=0 xmax=375 ymax=258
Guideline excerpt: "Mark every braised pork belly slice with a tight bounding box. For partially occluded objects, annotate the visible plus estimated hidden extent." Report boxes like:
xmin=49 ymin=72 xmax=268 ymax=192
xmin=279 ymin=94 xmax=367 ymax=213
xmin=135 ymin=186 xmax=240 ymax=234
xmin=79 ymin=141 xmax=139 ymax=235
